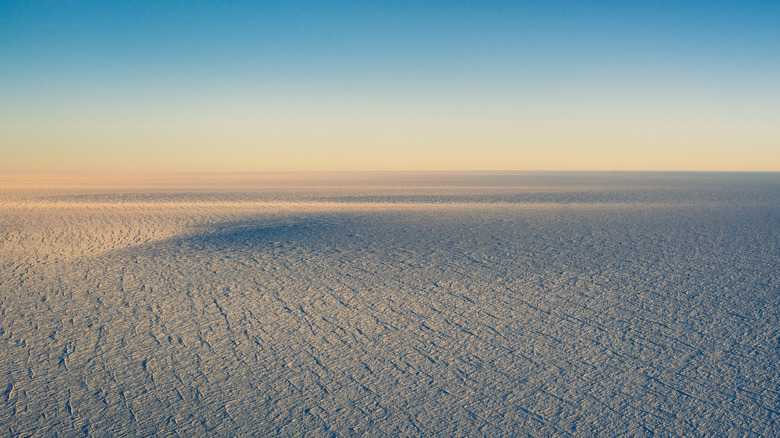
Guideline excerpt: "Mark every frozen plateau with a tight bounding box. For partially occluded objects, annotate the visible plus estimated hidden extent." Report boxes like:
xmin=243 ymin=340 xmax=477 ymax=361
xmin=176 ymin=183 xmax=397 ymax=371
xmin=0 ymin=171 xmax=778 ymax=437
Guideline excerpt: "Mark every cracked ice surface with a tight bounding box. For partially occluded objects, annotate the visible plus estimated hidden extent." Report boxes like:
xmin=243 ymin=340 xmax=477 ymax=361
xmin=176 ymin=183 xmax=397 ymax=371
xmin=0 ymin=172 xmax=778 ymax=437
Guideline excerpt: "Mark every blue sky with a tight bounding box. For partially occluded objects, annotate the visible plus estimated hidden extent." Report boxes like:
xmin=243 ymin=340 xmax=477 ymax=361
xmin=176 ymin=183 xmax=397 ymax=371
xmin=2 ymin=1 xmax=779 ymax=171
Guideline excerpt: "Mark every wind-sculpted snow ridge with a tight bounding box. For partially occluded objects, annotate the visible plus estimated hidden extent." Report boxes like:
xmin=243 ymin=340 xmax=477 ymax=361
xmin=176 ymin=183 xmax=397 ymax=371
xmin=1 ymin=173 xmax=778 ymax=437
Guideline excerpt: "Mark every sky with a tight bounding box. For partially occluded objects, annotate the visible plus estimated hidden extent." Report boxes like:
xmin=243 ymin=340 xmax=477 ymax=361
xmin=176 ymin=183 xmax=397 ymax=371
xmin=1 ymin=1 xmax=779 ymax=172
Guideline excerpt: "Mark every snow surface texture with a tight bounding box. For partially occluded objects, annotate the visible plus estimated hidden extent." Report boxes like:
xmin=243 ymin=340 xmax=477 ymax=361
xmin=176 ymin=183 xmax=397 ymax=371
xmin=0 ymin=172 xmax=778 ymax=437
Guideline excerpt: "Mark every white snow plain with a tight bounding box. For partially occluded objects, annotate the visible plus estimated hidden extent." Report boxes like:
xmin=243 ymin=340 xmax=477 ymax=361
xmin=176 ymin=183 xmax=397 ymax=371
xmin=0 ymin=172 xmax=778 ymax=437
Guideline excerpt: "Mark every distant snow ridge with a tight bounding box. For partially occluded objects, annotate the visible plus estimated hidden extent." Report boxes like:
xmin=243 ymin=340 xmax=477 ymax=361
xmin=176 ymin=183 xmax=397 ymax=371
xmin=0 ymin=173 xmax=778 ymax=437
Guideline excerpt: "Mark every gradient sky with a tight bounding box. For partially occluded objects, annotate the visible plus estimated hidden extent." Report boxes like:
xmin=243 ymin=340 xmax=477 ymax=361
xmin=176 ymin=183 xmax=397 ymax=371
xmin=1 ymin=1 xmax=779 ymax=172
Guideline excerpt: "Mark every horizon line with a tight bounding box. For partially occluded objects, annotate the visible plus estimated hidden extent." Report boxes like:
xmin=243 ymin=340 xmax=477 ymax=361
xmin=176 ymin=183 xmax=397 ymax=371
xmin=3 ymin=169 xmax=780 ymax=176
